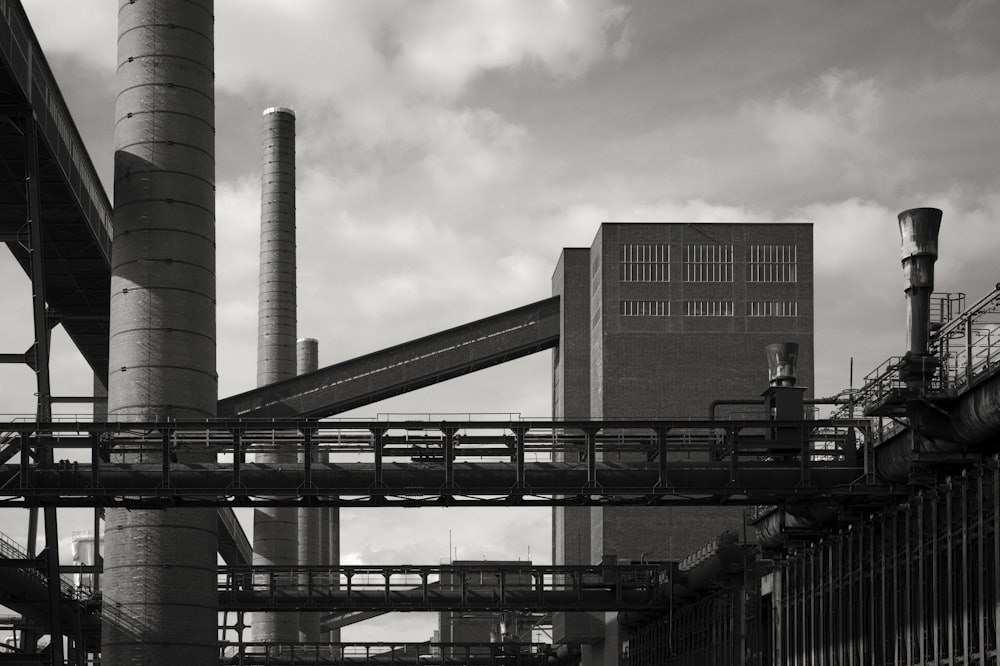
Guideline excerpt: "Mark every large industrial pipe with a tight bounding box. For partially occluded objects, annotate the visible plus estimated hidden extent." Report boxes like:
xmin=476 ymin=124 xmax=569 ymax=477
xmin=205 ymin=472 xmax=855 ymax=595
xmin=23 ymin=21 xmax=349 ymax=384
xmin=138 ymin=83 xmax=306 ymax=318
xmin=104 ymin=1 xmax=218 ymax=664
xmin=252 ymin=107 xmax=300 ymax=644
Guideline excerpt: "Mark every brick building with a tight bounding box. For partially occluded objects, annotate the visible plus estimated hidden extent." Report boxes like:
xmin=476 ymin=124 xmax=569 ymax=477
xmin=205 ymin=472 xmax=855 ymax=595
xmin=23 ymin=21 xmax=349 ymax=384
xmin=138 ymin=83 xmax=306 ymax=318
xmin=552 ymin=223 xmax=814 ymax=665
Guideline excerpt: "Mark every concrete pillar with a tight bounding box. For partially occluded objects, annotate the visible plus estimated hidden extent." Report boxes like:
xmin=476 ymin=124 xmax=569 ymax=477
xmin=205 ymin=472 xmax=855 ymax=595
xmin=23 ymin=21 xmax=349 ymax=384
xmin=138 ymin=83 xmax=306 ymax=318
xmin=103 ymin=1 xmax=217 ymax=664
xmin=251 ymin=107 xmax=299 ymax=644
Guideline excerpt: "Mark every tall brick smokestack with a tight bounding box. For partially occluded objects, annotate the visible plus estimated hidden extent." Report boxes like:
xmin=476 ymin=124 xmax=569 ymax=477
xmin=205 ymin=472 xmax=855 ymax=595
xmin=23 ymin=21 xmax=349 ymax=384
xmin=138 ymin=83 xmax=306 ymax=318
xmin=251 ymin=106 xmax=299 ymax=644
xmin=103 ymin=0 xmax=217 ymax=663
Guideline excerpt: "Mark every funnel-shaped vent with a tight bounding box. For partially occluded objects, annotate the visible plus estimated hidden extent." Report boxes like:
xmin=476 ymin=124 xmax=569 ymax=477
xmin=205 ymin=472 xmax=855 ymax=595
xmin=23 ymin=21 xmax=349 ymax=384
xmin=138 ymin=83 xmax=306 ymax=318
xmin=898 ymin=207 xmax=942 ymax=363
xmin=766 ymin=343 xmax=799 ymax=387
xmin=899 ymin=208 xmax=942 ymax=263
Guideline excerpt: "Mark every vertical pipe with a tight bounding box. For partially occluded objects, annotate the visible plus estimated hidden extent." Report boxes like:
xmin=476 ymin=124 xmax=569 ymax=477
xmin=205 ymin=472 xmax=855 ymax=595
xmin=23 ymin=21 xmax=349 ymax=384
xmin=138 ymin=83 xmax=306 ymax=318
xmin=947 ymin=482 xmax=955 ymax=666
xmin=977 ymin=472 xmax=986 ymax=663
xmin=931 ymin=492 xmax=940 ymax=662
xmin=961 ymin=479 xmax=970 ymax=662
xmin=890 ymin=511 xmax=903 ymax=666
xmin=252 ymin=107 xmax=299 ymax=646
xmin=847 ymin=529 xmax=856 ymax=666
xmin=104 ymin=1 xmax=217 ymax=664
xmin=809 ymin=549 xmax=816 ymax=665
xmin=904 ymin=505 xmax=912 ymax=666
xmin=994 ymin=459 xmax=1000 ymax=660
xmin=865 ymin=522 xmax=878 ymax=658
xmin=827 ymin=541 xmax=834 ymax=666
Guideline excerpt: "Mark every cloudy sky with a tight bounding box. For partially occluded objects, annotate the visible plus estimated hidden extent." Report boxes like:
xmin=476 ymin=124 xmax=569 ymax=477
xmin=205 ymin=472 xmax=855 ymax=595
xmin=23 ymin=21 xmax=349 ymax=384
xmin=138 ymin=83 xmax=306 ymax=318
xmin=4 ymin=0 xmax=1000 ymax=643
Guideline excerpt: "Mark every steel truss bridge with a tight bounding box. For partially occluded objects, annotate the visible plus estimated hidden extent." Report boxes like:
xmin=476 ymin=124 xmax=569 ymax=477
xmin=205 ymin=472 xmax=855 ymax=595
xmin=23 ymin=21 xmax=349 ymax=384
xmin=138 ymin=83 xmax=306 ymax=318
xmin=218 ymin=563 xmax=664 ymax=612
xmin=216 ymin=641 xmax=553 ymax=666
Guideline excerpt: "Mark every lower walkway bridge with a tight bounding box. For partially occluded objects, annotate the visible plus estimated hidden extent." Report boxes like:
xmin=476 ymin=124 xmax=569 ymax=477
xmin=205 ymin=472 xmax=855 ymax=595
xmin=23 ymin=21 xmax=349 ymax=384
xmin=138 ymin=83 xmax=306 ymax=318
xmin=218 ymin=641 xmax=553 ymax=666
xmin=218 ymin=563 xmax=664 ymax=613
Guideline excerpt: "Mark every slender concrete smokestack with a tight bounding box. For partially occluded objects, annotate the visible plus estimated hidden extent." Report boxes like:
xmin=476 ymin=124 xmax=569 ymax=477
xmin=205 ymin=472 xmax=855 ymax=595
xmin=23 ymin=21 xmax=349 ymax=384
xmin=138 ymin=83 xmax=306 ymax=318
xmin=251 ymin=107 xmax=299 ymax=645
xmin=257 ymin=107 xmax=297 ymax=385
xmin=103 ymin=1 xmax=217 ymax=664
xmin=897 ymin=207 xmax=942 ymax=388
xmin=296 ymin=337 xmax=324 ymax=642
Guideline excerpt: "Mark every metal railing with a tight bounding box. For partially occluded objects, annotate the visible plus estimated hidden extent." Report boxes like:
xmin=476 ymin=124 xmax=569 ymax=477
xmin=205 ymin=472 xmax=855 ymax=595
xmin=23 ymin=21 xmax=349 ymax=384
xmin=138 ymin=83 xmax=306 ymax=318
xmin=833 ymin=285 xmax=1000 ymax=442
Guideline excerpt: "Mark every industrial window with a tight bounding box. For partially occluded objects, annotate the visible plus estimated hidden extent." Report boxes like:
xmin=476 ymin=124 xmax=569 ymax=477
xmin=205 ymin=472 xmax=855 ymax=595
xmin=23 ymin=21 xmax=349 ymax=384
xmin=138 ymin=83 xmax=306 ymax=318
xmin=620 ymin=244 xmax=669 ymax=282
xmin=748 ymin=245 xmax=797 ymax=282
xmin=684 ymin=300 xmax=734 ymax=317
xmin=684 ymin=244 xmax=733 ymax=282
xmin=748 ymin=301 xmax=798 ymax=317
xmin=619 ymin=300 xmax=670 ymax=317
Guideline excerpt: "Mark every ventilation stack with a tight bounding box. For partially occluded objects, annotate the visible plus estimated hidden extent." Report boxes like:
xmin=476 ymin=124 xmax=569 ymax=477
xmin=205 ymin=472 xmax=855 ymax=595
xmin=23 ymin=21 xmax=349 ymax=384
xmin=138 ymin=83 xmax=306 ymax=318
xmin=251 ymin=106 xmax=300 ymax=645
xmin=103 ymin=1 xmax=218 ymax=664
xmin=763 ymin=343 xmax=805 ymax=447
xmin=897 ymin=207 xmax=943 ymax=389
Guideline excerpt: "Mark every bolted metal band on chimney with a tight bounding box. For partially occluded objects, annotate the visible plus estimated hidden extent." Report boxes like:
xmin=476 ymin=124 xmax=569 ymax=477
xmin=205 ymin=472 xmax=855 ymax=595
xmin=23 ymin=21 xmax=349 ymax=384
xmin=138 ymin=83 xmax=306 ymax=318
xmin=897 ymin=207 xmax=942 ymax=388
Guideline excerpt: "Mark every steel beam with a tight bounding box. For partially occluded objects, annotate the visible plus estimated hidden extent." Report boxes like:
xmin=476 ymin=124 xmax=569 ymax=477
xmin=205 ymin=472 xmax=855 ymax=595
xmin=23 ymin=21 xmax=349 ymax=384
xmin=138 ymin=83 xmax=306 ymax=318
xmin=217 ymin=297 xmax=561 ymax=419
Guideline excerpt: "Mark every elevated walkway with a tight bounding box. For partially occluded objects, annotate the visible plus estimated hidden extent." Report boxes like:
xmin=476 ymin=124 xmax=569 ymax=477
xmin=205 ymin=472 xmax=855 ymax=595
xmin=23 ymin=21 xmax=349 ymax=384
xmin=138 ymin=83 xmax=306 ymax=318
xmin=219 ymin=642 xmax=551 ymax=666
xmin=219 ymin=563 xmax=663 ymax=612
xmin=1 ymin=417 xmax=885 ymax=507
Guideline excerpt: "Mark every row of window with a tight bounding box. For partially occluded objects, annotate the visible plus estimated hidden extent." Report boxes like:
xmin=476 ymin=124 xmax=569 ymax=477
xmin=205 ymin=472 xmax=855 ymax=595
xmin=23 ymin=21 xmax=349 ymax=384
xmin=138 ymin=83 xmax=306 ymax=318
xmin=619 ymin=244 xmax=798 ymax=283
xmin=619 ymin=300 xmax=799 ymax=317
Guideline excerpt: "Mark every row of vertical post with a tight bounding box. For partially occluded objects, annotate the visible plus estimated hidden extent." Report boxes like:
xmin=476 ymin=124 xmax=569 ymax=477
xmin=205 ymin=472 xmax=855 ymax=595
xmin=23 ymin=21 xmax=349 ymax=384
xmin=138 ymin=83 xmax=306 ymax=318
xmin=771 ymin=463 xmax=999 ymax=665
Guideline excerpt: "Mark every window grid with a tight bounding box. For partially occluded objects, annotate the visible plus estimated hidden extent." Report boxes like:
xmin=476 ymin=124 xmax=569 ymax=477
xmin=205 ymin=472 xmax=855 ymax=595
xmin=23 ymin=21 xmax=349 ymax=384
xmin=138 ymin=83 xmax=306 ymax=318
xmin=619 ymin=300 xmax=670 ymax=317
xmin=748 ymin=301 xmax=798 ymax=317
xmin=620 ymin=244 xmax=669 ymax=282
xmin=684 ymin=300 xmax=734 ymax=317
xmin=748 ymin=245 xmax=798 ymax=282
xmin=685 ymin=245 xmax=734 ymax=282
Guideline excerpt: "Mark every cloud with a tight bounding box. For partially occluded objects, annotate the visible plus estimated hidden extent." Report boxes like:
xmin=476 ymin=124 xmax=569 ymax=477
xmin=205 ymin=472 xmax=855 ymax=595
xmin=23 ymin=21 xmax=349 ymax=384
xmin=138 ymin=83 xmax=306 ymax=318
xmin=391 ymin=0 xmax=631 ymax=96
xmin=20 ymin=1 xmax=116 ymax=70
xmin=214 ymin=0 xmax=629 ymax=101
